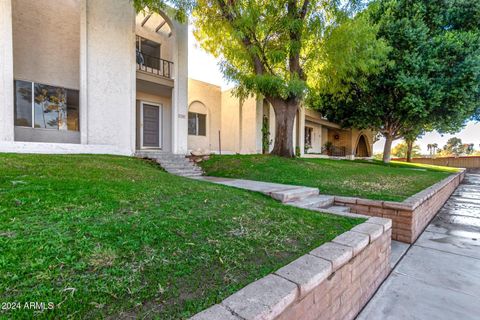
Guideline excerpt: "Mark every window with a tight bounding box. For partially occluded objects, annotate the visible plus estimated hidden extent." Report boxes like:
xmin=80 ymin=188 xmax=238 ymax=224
xmin=14 ymin=80 xmax=32 ymax=127
xmin=14 ymin=80 xmax=79 ymax=131
xmin=188 ymin=112 xmax=206 ymax=136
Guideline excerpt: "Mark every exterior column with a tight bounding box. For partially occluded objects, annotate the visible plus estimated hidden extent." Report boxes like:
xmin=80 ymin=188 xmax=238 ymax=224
xmin=255 ymin=96 xmax=263 ymax=154
xmin=79 ymin=0 xmax=88 ymax=144
xmin=297 ymin=106 xmax=305 ymax=156
xmin=171 ymin=19 xmax=188 ymax=155
xmin=0 ymin=0 xmax=14 ymax=142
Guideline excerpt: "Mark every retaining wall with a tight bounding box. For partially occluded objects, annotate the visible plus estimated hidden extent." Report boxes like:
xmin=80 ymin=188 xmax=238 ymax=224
xmin=192 ymin=217 xmax=392 ymax=320
xmin=334 ymin=170 xmax=465 ymax=243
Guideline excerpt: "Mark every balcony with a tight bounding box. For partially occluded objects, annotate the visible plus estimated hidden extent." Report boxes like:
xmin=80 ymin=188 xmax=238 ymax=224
xmin=136 ymin=51 xmax=173 ymax=79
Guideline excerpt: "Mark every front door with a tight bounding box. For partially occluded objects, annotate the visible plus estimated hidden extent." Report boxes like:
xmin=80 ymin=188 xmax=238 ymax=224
xmin=142 ymin=103 xmax=161 ymax=148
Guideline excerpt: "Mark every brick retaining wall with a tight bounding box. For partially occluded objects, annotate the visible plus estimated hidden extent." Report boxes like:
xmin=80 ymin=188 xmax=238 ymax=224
xmin=334 ymin=170 xmax=465 ymax=243
xmin=192 ymin=217 xmax=392 ymax=320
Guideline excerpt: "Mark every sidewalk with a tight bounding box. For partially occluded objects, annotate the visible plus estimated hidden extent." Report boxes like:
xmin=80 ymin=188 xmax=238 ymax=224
xmin=357 ymin=170 xmax=480 ymax=320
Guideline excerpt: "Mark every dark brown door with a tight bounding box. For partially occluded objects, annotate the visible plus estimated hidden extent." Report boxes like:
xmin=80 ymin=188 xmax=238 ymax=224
xmin=356 ymin=135 xmax=369 ymax=157
xmin=143 ymin=104 xmax=160 ymax=148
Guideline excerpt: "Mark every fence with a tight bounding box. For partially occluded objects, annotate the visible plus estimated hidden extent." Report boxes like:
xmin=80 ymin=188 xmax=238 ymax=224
xmin=394 ymin=156 xmax=480 ymax=169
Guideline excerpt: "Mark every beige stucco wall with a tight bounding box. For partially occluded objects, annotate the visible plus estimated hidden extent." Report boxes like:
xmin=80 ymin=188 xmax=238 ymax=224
xmin=219 ymin=89 xmax=260 ymax=154
xmin=187 ymin=79 xmax=221 ymax=152
xmin=12 ymin=0 xmax=80 ymax=89
xmin=0 ymin=0 xmax=15 ymax=142
xmin=220 ymin=89 xmax=240 ymax=153
xmin=240 ymin=95 xmax=260 ymax=154
xmin=83 ymin=0 xmax=136 ymax=153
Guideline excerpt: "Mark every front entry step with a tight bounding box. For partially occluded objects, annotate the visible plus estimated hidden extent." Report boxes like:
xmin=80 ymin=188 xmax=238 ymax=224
xmin=135 ymin=151 xmax=204 ymax=178
xmin=285 ymin=194 xmax=352 ymax=215
xmin=286 ymin=194 xmax=334 ymax=209
xmin=270 ymin=187 xmax=319 ymax=203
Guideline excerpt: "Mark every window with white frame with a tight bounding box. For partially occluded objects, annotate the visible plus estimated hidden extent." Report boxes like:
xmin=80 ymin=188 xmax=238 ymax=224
xmin=14 ymin=80 xmax=79 ymax=131
xmin=188 ymin=112 xmax=206 ymax=136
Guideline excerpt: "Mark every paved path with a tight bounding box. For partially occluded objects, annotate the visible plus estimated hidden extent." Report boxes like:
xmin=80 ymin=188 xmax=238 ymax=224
xmin=194 ymin=176 xmax=361 ymax=217
xmin=357 ymin=170 xmax=480 ymax=320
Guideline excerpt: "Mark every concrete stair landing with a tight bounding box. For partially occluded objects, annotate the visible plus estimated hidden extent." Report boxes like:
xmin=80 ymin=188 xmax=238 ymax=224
xmin=136 ymin=150 xmax=203 ymax=177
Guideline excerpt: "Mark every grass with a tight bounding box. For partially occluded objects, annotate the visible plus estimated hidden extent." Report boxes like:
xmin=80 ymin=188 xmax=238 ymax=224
xmin=0 ymin=154 xmax=363 ymax=319
xmin=200 ymin=155 xmax=459 ymax=202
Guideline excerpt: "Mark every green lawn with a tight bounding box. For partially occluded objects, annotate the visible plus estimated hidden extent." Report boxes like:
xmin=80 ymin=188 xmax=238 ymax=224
xmin=200 ymin=155 xmax=458 ymax=202
xmin=0 ymin=154 xmax=362 ymax=319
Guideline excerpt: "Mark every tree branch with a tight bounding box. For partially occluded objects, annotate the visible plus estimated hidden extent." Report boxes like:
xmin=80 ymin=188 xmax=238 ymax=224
xmin=216 ymin=0 xmax=265 ymax=75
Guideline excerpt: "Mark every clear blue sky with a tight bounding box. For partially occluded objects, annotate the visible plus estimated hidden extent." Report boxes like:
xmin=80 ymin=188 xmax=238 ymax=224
xmin=188 ymin=27 xmax=480 ymax=154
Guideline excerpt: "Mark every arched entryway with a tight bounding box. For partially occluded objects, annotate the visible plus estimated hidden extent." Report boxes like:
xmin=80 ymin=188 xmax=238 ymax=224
xmin=355 ymin=135 xmax=370 ymax=157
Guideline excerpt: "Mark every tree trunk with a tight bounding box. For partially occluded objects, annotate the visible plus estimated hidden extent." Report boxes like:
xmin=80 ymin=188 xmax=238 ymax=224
xmin=269 ymin=98 xmax=298 ymax=158
xmin=406 ymin=139 xmax=414 ymax=162
xmin=383 ymin=134 xmax=394 ymax=163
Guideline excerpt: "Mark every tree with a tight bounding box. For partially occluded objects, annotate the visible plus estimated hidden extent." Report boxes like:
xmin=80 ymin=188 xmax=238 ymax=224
xmin=315 ymin=0 xmax=480 ymax=163
xmin=438 ymin=137 xmax=475 ymax=156
xmin=391 ymin=141 xmax=422 ymax=159
xmin=427 ymin=143 xmax=439 ymax=157
xmin=134 ymin=0 xmax=388 ymax=157
xmin=401 ymin=127 xmax=424 ymax=162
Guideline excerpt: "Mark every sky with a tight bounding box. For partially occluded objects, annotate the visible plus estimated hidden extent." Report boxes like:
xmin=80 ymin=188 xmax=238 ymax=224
xmin=188 ymin=27 xmax=480 ymax=155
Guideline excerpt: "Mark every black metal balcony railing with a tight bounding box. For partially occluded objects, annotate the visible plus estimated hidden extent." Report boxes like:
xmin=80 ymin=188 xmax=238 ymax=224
xmin=136 ymin=50 xmax=174 ymax=79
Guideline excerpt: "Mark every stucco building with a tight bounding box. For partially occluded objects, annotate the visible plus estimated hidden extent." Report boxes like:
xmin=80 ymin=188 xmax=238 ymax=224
xmin=0 ymin=0 xmax=188 ymax=155
xmin=188 ymin=79 xmax=374 ymax=158
xmin=0 ymin=0 xmax=372 ymax=159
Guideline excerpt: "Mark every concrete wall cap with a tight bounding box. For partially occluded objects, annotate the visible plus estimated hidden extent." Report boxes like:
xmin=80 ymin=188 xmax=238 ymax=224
xmin=367 ymin=217 xmax=392 ymax=231
xmin=357 ymin=198 xmax=383 ymax=207
xmin=351 ymin=222 xmax=384 ymax=242
xmin=221 ymin=274 xmax=297 ymax=320
xmin=309 ymin=242 xmax=353 ymax=271
xmin=334 ymin=196 xmax=357 ymax=204
xmin=404 ymin=171 xmax=463 ymax=209
xmin=382 ymin=201 xmax=412 ymax=210
xmin=331 ymin=231 xmax=369 ymax=255
xmin=274 ymin=254 xmax=332 ymax=298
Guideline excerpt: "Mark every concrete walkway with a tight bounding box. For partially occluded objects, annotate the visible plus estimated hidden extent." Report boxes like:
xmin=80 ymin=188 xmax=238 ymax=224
xmin=195 ymin=176 xmax=359 ymax=217
xmin=357 ymin=170 xmax=480 ymax=320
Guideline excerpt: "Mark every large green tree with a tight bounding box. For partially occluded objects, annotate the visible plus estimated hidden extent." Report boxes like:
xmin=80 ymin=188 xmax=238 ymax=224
xmin=134 ymin=0 xmax=388 ymax=157
xmin=391 ymin=140 xmax=422 ymax=159
xmin=315 ymin=0 xmax=480 ymax=163
xmin=438 ymin=137 xmax=475 ymax=156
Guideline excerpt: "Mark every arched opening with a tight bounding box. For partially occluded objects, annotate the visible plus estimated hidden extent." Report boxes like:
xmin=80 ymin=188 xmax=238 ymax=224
xmin=135 ymin=9 xmax=176 ymax=78
xmin=355 ymin=135 xmax=370 ymax=157
xmin=187 ymin=101 xmax=209 ymax=152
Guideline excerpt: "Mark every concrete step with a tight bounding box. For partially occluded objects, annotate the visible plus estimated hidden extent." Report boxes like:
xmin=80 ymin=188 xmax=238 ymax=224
xmin=178 ymin=172 xmax=203 ymax=177
xmin=166 ymin=168 xmax=203 ymax=175
xmin=164 ymin=167 xmax=202 ymax=172
xmin=325 ymin=205 xmax=351 ymax=213
xmin=157 ymin=160 xmax=192 ymax=166
xmin=160 ymin=163 xmax=199 ymax=169
xmin=286 ymin=194 xmax=334 ymax=209
xmin=136 ymin=152 xmax=185 ymax=158
xmin=270 ymin=187 xmax=319 ymax=203
xmin=136 ymin=151 xmax=204 ymax=178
